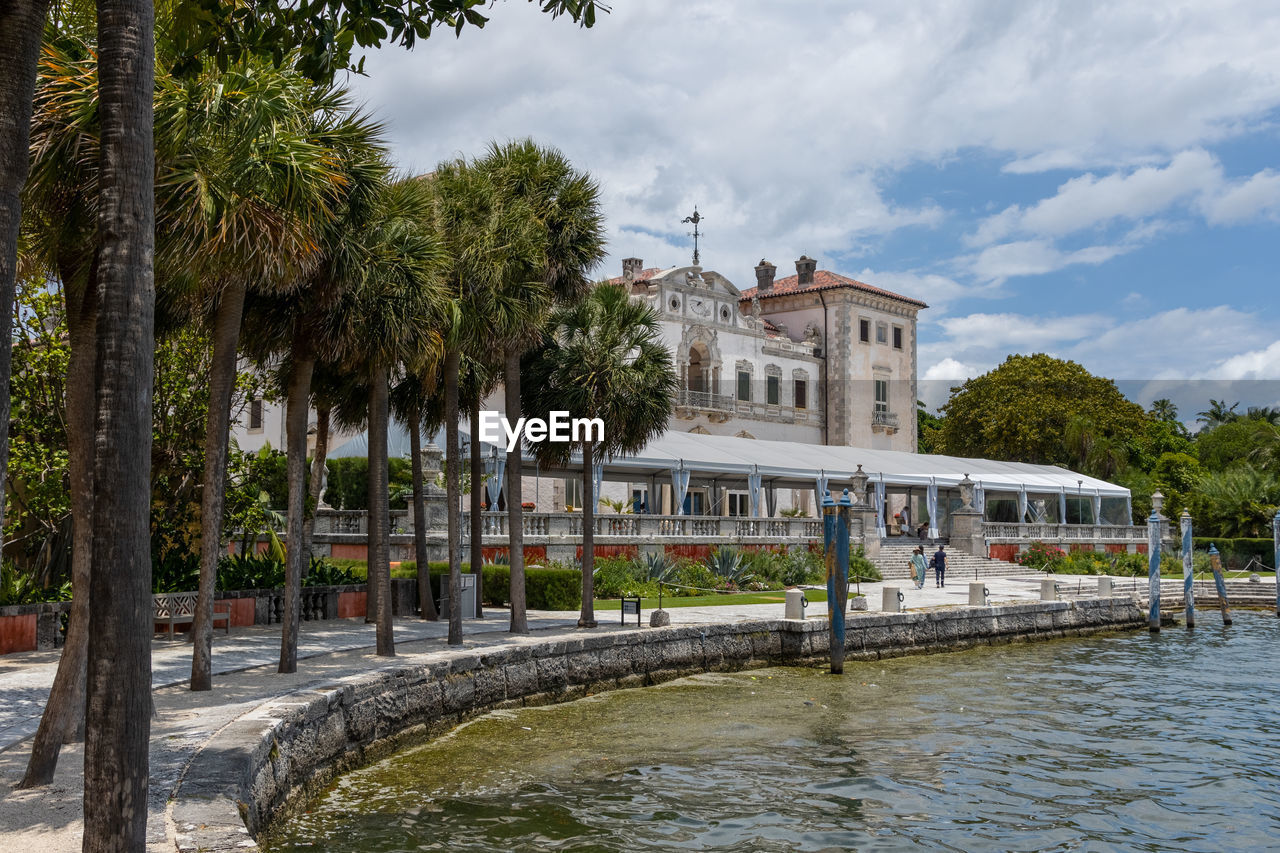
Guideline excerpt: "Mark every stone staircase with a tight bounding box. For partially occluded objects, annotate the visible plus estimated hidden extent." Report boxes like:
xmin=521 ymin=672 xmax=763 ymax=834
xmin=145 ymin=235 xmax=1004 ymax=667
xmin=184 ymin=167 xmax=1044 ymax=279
xmin=871 ymin=542 xmax=1036 ymax=582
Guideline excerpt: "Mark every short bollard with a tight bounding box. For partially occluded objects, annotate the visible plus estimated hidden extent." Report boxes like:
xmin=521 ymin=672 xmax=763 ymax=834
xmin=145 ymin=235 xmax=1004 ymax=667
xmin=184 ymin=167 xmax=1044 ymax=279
xmin=968 ymin=582 xmax=989 ymax=607
xmin=784 ymin=588 xmax=807 ymax=620
xmin=883 ymin=586 xmax=904 ymax=613
xmin=1040 ymin=578 xmax=1058 ymax=601
xmin=1097 ymin=577 xmax=1113 ymax=597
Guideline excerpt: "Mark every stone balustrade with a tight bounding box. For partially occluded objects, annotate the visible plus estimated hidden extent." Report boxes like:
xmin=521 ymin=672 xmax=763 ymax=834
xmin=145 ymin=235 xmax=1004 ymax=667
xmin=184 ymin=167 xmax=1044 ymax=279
xmin=983 ymin=522 xmax=1149 ymax=543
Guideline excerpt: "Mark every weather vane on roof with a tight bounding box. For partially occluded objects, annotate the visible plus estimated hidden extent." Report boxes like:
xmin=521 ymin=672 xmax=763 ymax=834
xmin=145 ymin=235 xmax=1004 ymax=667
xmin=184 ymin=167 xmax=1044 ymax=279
xmin=682 ymin=206 xmax=703 ymax=267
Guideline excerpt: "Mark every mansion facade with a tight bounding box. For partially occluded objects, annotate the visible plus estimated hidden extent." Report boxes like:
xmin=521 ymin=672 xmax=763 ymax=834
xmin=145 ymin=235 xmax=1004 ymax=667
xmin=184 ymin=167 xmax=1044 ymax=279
xmin=614 ymin=253 xmax=926 ymax=451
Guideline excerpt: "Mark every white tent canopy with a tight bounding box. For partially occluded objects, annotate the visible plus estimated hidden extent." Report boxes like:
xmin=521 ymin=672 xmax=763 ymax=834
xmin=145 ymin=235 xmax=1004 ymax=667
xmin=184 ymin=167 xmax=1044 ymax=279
xmin=329 ymin=425 xmax=1129 ymax=498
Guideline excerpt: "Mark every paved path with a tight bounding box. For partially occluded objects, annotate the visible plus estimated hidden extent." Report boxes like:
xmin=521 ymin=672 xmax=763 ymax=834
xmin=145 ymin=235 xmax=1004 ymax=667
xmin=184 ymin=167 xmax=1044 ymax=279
xmin=0 ymin=573 xmax=1091 ymax=850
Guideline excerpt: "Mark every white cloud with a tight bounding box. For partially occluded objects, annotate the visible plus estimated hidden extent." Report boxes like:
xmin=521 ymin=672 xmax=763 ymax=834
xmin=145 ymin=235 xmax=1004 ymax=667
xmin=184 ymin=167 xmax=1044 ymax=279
xmin=922 ymin=357 xmax=980 ymax=381
xmin=969 ymin=150 xmax=1221 ymax=246
xmin=344 ymin=0 xmax=1280 ymax=287
xmin=1208 ymin=339 xmax=1280 ymax=379
xmin=966 ymin=240 xmax=1131 ymax=282
xmin=1202 ymin=170 xmax=1280 ymax=224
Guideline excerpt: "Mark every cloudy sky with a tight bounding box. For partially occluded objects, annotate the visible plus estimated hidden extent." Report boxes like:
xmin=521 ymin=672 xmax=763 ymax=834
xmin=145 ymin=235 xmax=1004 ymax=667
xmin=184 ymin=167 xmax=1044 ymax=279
xmin=346 ymin=0 xmax=1280 ymax=414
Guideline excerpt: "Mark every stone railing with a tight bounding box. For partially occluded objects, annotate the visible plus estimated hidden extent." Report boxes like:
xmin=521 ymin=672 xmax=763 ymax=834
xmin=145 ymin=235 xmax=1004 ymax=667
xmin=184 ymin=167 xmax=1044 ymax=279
xmin=309 ymin=509 xmax=412 ymax=536
xmin=674 ymin=388 xmax=735 ymax=412
xmin=461 ymin=511 xmax=823 ymax=547
xmin=983 ymin=522 xmax=1150 ymax=543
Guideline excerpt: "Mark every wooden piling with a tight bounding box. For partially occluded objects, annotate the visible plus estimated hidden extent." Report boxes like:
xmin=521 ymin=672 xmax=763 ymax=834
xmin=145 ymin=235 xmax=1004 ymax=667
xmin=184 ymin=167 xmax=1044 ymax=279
xmin=1180 ymin=511 xmax=1195 ymax=629
xmin=1147 ymin=510 xmax=1161 ymax=632
xmin=1208 ymin=544 xmax=1231 ymax=626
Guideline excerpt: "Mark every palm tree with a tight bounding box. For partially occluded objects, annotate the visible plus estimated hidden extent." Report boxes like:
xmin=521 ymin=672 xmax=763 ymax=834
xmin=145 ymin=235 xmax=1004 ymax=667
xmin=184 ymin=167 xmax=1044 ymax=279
xmin=427 ymin=157 xmax=543 ymax=644
xmin=1194 ymin=464 xmax=1280 ymax=538
xmin=321 ymin=175 xmax=444 ymax=656
xmin=81 ymin=0 xmax=157 ymax=843
xmin=239 ymin=113 xmax=389 ymax=674
xmin=1148 ymin=398 xmax=1178 ymax=423
xmin=181 ymin=70 xmax=365 ymax=690
xmin=475 ymin=139 xmax=606 ymax=634
xmin=1246 ymin=405 xmax=1280 ymax=425
xmin=1196 ymin=399 xmax=1239 ymax=429
xmin=521 ymin=282 xmax=676 ymax=626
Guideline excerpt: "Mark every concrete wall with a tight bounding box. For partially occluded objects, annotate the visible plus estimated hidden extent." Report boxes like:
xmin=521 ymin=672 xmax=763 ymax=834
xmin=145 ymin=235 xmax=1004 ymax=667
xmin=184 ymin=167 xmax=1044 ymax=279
xmin=170 ymin=597 xmax=1144 ymax=851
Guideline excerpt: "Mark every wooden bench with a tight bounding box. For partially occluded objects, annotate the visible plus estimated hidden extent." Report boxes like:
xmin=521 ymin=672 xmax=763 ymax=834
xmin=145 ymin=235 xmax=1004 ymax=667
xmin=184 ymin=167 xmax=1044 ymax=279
xmin=153 ymin=593 xmax=230 ymax=641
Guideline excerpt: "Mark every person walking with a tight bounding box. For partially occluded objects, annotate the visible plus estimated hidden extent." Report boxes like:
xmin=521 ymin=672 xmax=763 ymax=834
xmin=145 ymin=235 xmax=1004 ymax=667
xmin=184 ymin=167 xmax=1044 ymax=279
xmin=933 ymin=544 xmax=948 ymax=588
xmin=910 ymin=546 xmax=928 ymax=590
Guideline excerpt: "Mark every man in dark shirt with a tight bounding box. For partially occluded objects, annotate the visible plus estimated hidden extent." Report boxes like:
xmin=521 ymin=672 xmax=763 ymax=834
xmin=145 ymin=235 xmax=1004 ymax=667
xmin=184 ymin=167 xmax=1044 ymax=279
xmin=933 ymin=545 xmax=947 ymax=588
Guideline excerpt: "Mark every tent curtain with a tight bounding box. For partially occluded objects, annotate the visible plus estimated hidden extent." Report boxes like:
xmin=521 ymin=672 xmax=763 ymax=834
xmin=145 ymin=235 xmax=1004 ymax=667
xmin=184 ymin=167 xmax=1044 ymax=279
xmin=485 ymin=455 xmax=505 ymax=509
xmin=765 ymin=486 xmax=777 ymax=518
xmin=1091 ymin=491 xmax=1102 ymax=526
xmin=814 ymin=471 xmax=830 ymax=510
xmin=748 ymin=471 xmax=763 ymax=518
xmin=974 ymin=482 xmax=985 ymax=517
xmin=1058 ymin=488 xmax=1068 ymax=524
xmin=1018 ymin=486 xmax=1028 ymax=523
xmin=1125 ymin=493 xmax=1133 ymax=526
xmin=592 ymin=462 xmax=604 ymax=505
xmin=672 ymin=466 xmax=691 ymax=516
xmin=874 ymin=478 xmax=887 ymax=537
xmin=926 ymin=480 xmax=939 ymax=540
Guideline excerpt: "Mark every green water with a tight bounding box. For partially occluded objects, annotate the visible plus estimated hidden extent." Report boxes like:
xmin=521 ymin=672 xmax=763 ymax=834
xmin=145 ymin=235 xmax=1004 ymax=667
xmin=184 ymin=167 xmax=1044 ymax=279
xmin=266 ymin=614 xmax=1280 ymax=851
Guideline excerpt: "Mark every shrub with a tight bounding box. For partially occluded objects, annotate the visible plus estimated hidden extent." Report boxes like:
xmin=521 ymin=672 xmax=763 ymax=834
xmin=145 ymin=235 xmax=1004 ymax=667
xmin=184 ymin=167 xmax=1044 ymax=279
xmin=849 ymin=546 xmax=881 ymax=583
xmin=324 ymin=457 xmax=414 ymax=510
xmin=526 ymin=567 xmax=581 ymax=610
xmin=705 ymin=546 xmax=754 ymax=589
xmin=1016 ymin=541 xmax=1066 ymax=571
xmin=783 ymin=547 xmax=826 ymax=585
xmin=1 ymin=562 xmax=71 ymax=605
xmin=1193 ymin=537 xmax=1275 ymax=570
xmin=304 ymin=559 xmax=362 ymax=587
xmin=592 ymin=555 xmax=646 ymax=598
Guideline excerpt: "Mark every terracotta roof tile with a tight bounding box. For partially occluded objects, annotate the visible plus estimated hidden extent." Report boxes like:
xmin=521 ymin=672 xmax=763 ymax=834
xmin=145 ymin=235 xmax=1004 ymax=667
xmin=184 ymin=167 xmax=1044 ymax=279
xmin=739 ymin=270 xmax=928 ymax=308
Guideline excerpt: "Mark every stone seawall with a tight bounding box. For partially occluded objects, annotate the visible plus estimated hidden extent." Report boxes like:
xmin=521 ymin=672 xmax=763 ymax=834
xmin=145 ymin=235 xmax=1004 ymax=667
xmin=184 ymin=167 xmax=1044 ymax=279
xmin=171 ymin=597 xmax=1144 ymax=852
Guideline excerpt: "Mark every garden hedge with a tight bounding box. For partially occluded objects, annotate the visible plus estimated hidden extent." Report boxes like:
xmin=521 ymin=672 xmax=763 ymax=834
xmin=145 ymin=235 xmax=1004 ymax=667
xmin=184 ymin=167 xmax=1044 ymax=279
xmin=400 ymin=561 xmax=580 ymax=611
xmin=1193 ymin=537 xmax=1275 ymax=569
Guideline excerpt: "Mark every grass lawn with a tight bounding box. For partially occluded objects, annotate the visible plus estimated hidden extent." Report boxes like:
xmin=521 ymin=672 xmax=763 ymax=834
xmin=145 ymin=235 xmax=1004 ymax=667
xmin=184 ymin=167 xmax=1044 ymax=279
xmin=594 ymin=587 xmax=831 ymax=610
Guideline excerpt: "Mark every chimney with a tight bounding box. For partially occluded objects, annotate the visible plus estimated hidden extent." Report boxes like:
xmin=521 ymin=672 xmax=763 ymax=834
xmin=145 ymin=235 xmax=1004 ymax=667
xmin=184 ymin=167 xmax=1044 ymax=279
xmin=795 ymin=255 xmax=817 ymax=285
xmin=622 ymin=257 xmax=643 ymax=281
xmin=754 ymin=259 xmax=776 ymax=293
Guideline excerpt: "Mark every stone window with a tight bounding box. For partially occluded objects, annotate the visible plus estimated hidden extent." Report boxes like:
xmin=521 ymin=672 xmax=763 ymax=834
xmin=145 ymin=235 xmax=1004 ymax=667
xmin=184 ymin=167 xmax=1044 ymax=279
xmin=874 ymin=379 xmax=889 ymax=413
xmin=893 ymin=325 xmax=903 ymax=349
xmin=248 ymin=398 xmax=264 ymax=432
xmin=765 ymin=365 xmax=782 ymax=405
xmin=875 ymin=322 xmax=888 ymax=344
xmin=859 ymin=318 xmax=870 ymax=343
xmin=794 ymin=379 xmax=807 ymax=409
xmin=736 ymin=362 xmax=753 ymax=401
xmin=727 ymin=492 xmax=749 ymax=516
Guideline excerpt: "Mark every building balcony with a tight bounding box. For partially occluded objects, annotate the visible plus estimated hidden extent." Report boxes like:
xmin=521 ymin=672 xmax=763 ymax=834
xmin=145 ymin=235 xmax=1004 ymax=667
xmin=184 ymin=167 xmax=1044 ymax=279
xmin=674 ymin=388 xmax=735 ymax=422
xmin=871 ymin=409 xmax=900 ymax=433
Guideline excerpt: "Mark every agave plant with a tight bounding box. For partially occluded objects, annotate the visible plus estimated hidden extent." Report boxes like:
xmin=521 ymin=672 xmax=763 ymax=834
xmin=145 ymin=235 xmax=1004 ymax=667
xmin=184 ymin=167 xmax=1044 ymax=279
xmin=705 ymin=546 xmax=754 ymax=588
xmin=644 ymin=551 xmax=676 ymax=584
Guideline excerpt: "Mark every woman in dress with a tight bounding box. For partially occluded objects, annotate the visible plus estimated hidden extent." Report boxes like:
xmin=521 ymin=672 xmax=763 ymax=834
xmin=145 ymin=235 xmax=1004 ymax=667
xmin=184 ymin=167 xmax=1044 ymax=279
xmin=910 ymin=546 xmax=928 ymax=590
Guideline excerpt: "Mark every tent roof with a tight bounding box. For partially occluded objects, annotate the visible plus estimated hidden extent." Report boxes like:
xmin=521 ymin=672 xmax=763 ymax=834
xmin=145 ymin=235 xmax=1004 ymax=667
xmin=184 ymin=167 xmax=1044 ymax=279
xmin=331 ymin=423 xmax=1129 ymax=497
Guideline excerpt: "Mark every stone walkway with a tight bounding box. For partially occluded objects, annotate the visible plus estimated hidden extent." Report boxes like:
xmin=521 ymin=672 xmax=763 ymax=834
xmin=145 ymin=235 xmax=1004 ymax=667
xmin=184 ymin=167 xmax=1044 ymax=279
xmin=0 ymin=573 xmax=1113 ymax=850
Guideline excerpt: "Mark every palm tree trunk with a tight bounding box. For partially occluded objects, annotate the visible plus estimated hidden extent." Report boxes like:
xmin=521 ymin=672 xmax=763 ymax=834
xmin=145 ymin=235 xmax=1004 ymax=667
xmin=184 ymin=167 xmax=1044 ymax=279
xmin=0 ymin=0 xmax=51 ymax=544
xmin=579 ymin=438 xmax=596 ymax=627
xmin=190 ymin=279 xmax=247 ymax=692
xmin=445 ymin=347 xmax=463 ymax=645
xmin=408 ymin=408 xmax=438 ymax=620
xmin=504 ymin=346 xmax=527 ymax=633
xmin=278 ymin=347 xmax=314 ymax=673
xmin=301 ymin=404 xmax=330 ymax=560
xmin=368 ymin=364 xmax=395 ymax=656
xmin=469 ymin=394 xmax=484 ymax=618
xmin=84 ymin=0 xmax=156 ymax=844
xmin=20 ymin=277 xmax=96 ymax=788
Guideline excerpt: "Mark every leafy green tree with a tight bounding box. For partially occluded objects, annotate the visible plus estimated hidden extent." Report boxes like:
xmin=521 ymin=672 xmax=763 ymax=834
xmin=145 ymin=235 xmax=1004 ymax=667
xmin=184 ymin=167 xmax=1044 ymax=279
xmin=916 ymin=400 xmax=943 ymax=454
xmin=1191 ymin=464 xmax=1280 ymax=538
xmin=1194 ymin=419 xmax=1280 ymax=472
xmin=521 ymin=282 xmax=677 ymax=627
xmin=1151 ymin=452 xmax=1204 ymax=519
xmin=937 ymin=354 xmax=1147 ymax=469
